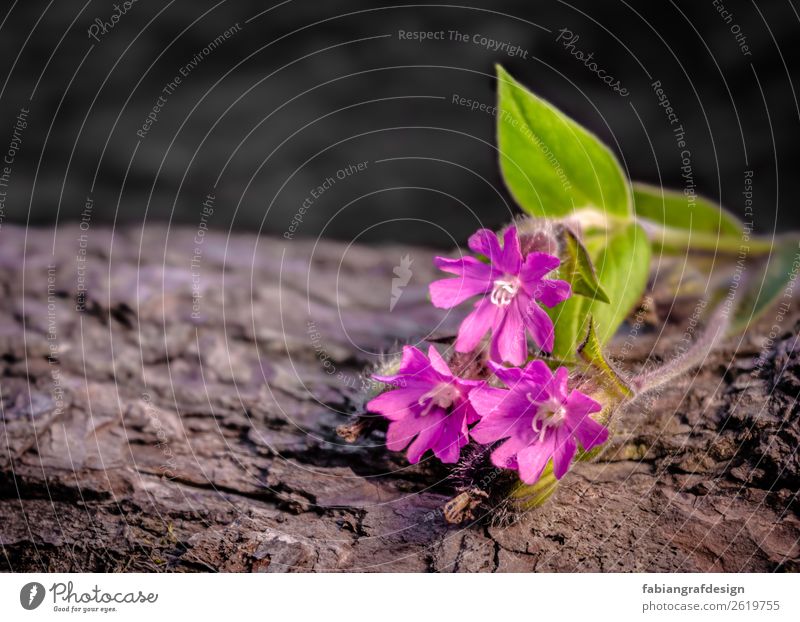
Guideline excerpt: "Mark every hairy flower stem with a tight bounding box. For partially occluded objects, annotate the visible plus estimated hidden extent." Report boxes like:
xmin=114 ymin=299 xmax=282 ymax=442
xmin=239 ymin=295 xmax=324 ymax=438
xmin=629 ymin=302 xmax=731 ymax=400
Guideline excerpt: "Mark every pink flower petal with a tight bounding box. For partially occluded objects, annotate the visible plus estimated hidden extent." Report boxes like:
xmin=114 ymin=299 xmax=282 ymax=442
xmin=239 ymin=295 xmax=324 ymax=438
xmin=534 ymin=278 xmax=572 ymax=308
xmin=367 ymin=388 xmax=424 ymax=421
xmin=516 ymin=437 xmax=555 ymax=484
xmin=551 ymin=426 xmax=577 ymax=479
xmin=499 ymin=226 xmax=522 ymax=274
xmin=519 ymin=252 xmax=560 ymax=283
xmin=434 ymin=256 xmax=497 ymax=281
xmin=406 ymin=410 xmax=446 ymax=463
xmin=489 ymin=434 xmax=530 ymax=470
xmin=572 ymin=418 xmax=608 ymax=452
xmin=455 ymin=297 xmax=497 ymax=353
xmin=429 ymin=276 xmax=492 ymax=309
xmin=565 ymin=389 xmax=603 ymax=419
xmin=489 ymin=313 xmax=504 ymax=362
xmin=551 ymin=367 xmax=570 ymax=402
xmin=431 ymin=409 xmax=468 ymax=463
xmin=468 ymin=385 xmax=508 ymax=418
xmin=471 ymin=411 xmax=530 ymax=445
xmin=494 ymin=298 xmax=527 ymax=365
xmin=520 ymin=298 xmax=555 ymax=352
xmin=385 ymin=414 xmax=429 ymax=451
xmin=373 ymin=345 xmax=440 ymax=386
xmin=488 ymin=361 xmax=525 ymax=388
xmin=398 ymin=345 xmax=431 ymax=374
xmin=467 ymin=228 xmax=503 ymax=263
xmin=520 ymin=359 xmax=554 ymax=386
xmin=566 ymin=396 xmax=607 ymax=452
xmin=426 ymin=345 xmax=452 ymax=377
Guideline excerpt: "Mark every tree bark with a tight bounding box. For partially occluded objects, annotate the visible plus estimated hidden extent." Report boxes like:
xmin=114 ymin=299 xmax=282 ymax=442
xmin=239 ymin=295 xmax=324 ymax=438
xmin=0 ymin=225 xmax=798 ymax=572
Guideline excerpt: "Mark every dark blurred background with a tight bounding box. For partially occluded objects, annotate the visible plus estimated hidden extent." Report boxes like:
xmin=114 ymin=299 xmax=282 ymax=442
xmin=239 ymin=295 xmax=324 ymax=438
xmin=0 ymin=0 xmax=797 ymax=246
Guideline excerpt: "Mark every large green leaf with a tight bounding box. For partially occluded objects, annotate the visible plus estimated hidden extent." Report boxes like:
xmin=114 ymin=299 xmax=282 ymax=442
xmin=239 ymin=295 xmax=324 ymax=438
xmin=547 ymin=291 xmax=586 ymax=361
xmin=496 ymin=65 xmax=631 ymax=219
xmin=588 ymin=223 xmax=652 ymax=344
xmin=633 ymin=183 xmax=742 ymax=236
xmin=548 ymin=223 xmax=651 ymax=359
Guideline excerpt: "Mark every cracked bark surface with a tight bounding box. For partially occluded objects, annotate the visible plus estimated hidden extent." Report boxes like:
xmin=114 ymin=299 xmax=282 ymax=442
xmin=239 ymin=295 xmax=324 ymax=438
xmin=0 ymin=225 xmax=798 ymax=572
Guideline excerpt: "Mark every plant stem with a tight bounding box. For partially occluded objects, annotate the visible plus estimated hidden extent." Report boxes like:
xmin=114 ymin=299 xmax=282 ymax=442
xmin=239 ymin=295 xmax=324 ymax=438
xmin=644 ymin=223 xmax=774 ymax=256
xmin=571 ymin=211 xmax=776 ymax=257
xmin=629 ymin=302 xmax=731 ymax=398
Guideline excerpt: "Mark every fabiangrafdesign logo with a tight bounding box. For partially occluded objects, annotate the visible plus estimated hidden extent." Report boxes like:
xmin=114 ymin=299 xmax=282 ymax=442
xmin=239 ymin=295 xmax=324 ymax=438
xmin=20 ymin=582 xmax=45 ymax=610
xmin=390 ymin=254 xmax=413 ymax=311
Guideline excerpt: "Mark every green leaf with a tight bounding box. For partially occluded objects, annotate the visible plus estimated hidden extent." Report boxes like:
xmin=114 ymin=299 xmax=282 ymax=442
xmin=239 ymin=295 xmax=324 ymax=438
xmin=547 ymin=293 xmax=586 ymax=362
xmin=587 ymin=223 xmax=652 ymax=345
xmin=496 ymin=65 xmax=631 ymax=219
xmin=548 ymin=223 xmax=651 ymax=359
xmin=557 ymin=226 xmax=610 ymax=303
xmin=633 ymin=182 xmax=742 ymax=236
xmin=728 ymin=237 xmax=800 ymax=335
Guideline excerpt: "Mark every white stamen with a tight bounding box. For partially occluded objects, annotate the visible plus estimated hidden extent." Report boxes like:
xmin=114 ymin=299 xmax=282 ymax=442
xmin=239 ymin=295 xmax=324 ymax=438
xmin=490 ymin=278 xmax=520 ymax=307
xmin=526 ymin=394 xmax=566 ymax=442
xmin=417 ymin=382 xmax=460 ymax=417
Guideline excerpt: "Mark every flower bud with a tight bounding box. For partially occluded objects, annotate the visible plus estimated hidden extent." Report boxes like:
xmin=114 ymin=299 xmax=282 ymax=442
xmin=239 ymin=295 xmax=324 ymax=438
xmin=508 ymin=217 xmax=560 ymax=257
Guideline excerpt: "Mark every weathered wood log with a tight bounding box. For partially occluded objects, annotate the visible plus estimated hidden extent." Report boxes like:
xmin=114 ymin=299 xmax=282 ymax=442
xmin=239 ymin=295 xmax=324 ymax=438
xmin=0 ymin=225 xmax=798 ymax=572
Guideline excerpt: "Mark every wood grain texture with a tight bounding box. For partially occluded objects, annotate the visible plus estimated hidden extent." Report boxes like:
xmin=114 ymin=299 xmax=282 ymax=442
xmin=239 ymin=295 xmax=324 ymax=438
xmin=0 ymin=225 xmax=798 ymax=572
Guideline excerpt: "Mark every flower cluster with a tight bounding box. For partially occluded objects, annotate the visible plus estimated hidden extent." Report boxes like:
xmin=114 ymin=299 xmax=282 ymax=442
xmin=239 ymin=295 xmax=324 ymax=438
xmin=366 ymin=225 xmax=609 ymax=485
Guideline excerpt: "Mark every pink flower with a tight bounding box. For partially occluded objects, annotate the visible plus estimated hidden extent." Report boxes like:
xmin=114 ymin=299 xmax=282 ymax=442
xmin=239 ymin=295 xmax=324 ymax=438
xmin=429 ymin=226 xmax=571 ymax=365
xmin=469 ymin=360 xmax=608 ymax=483
xmin=367 ymin=345 xmax=482 ymax=464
